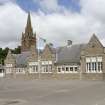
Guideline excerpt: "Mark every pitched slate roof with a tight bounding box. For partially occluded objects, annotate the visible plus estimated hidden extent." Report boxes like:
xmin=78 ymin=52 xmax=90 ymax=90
xmin=13 ymin=52 xmax=30 ymax=67
xmin=47 ymin=44 xmax=56 ymax=54
xmin=56 ymin=44 xmax=86 ymax=65
xmin=11 ymin=44 xmax=86 ymax=66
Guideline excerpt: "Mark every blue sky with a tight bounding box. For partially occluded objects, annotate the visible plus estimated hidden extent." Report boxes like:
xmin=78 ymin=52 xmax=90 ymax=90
xmin=16 ymin=0 xmax=81 ymax=13
xmin=58 ymin=0 xmax=80 ymax=12
xmin=16 ymin=0 xmax=40 ymax=12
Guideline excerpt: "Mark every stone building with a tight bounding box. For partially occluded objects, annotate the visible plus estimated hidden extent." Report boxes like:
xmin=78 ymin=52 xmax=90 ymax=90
xmin=81 ymin=34 xmax=105 ymax=80
xmin=21 ymin=12 xmax=36 ymax=52
xmin=26 ymin=44 xmax=56 ymax=79
xmin=5 ymin=12 xmax=56 ymax=79
xmin=5 ymin=50 xmax=30 ymax=78
xmin=55 ymin=43 xmax=86 ymax=79
xmin=4 ymin=13 xmax=105 ymax=80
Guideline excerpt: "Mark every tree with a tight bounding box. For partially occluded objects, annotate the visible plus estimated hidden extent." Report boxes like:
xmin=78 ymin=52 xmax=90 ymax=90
xmin=0 ymin=46 xmax=21 ymax=65
xmin=11 ymin=46 xmax=21 ymax=54
xmin=0 ymin=47 xmax=9 ymax=65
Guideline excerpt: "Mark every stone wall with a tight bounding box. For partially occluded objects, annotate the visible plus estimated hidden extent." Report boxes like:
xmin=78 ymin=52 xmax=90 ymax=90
xmin=5 ymin=72 xmax=105 ymax=80
xmin=52 ymin=73 xmax=80 ymax=80
xmin=82 ymin=73 xmax=105 ymax=80
xmin=25 ymin=73 xmax=54 ymax=79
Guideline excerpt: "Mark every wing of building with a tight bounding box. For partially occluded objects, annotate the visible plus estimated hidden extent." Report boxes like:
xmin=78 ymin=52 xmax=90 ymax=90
xmin=4 ymin=13 xmax=105 ymax=80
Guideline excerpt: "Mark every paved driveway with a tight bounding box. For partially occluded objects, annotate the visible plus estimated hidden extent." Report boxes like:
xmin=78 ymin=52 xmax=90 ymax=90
xmin=0 ymin=78 xmax=105 ymax=105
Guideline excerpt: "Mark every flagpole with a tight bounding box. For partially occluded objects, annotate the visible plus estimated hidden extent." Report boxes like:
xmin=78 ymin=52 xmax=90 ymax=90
xmin=37 ymin=37 xmax=40 ymax=79
xmin=37 ymin=35 xmax=47 ymax=79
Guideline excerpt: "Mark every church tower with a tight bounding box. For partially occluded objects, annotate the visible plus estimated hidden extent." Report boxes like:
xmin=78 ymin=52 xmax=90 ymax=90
xmin=21 ymin=12 xmax=36 ymax=52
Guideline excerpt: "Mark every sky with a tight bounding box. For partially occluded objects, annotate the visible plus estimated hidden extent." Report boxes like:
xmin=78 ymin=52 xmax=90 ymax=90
xmin=0 ymin=0 xmax=105 ymax=48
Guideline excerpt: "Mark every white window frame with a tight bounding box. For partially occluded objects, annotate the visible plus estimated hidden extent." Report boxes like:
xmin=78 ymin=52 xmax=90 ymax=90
xmin=41 ymin=61 xmax=53 ymax=73
xmin=57 ymin=65 xmax=78 ymax=73
xmin=41 ymin=65 xmax=52 ymax=73
xmin=86 ymin=56 xmax=102 ymax=73
xmin=16 ymin=68 xmax=25 ymax=74
xmin=29 ymin=62 xmax=38 ymax=66
xmin=29 ymin=65 xmax=38 ymax=73
xmin=6 ymin=67 xmax=12 ymax=74
xmin=6 ymin=64 xmax=13 ymax=67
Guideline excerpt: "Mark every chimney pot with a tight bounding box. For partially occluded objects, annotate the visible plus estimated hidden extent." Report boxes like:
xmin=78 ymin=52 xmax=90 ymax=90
xmin=67 ymin=40 xmax=72 ymax=46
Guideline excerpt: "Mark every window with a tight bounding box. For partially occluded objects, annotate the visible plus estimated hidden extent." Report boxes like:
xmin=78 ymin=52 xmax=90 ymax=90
xmin=66 ymin=67 xmax=69 ymax=72
xmin=6 ymin=68 xmax=12 ymax=73
xmin=86 ymin=63 xmax=90 ymax=72
xmin=57 ymin=66 xmax=65 ymax=73
xmin=19 ymin=69 xmax=21 ymax=72
xmin=57 ymin=66 xmax=78 ymax=73
xmin=29 ymin=66 xmax=38 ymax=73
xmin=62 ymin=67 xmax=65 ymax=71
xmin=41 ymin=65 xmax=52 ymax=73
xmin=49 ymin=65 xmax=52 ymax=73
xmin=44 ymin=66 xmax=46 ymax=72
xmin=70 ymin=67 xmax=73 ymax=71
xmin=36 ymin=66 xmax=38 ymax=72
xmin=94 ymin=62 xmax=97 ymax=71
xmin=101 ymin=62 xmax=103 ymax=71
xmin=58 ymin=67 xmax=61 ymax=72
xmin=74 ymin=67 xmax=78 ymax=72
xmin=46 ymin=65 xmax=48 ymax=72
xmin=16 ymin=68 xmax=25 ymax=74
xmin=98 ymin=62 xmax=102 ymax=72
xmin=32 ymin=66 xmax=38 ymax=72
xmin=0 ymin=69 xmax=2 ymax=73
xmin=92 ymin=62 xmax=97 ymax=72
xmin=89 ymin=63 xmax=91 ymax=71
xmin=86 ymin=56 xmax=102 ymax=73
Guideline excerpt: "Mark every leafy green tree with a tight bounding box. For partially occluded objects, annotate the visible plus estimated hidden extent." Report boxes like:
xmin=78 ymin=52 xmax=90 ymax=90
xmin=11 ymin=46 xmax=21 ymax=54
xmin=0 ymin=46 xmax=21 ymax=65
xmin=0 ymin=47 xmax=9 ymax=65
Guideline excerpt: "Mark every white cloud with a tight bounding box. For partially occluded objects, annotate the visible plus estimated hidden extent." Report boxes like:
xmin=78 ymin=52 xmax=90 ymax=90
xmin=33 ymin=0 xmax=67 ymax=13
xmin=0 ymin=0 xmax=15 ymax=4
xmin=31 ymin=0 xmax=105 ymax=46
xmin=80 ymin=0 xmax=105 ymax=45
xmin=38 ymin=0 xmax=60 ymax=12
xmin=0 ymin=2 xmax=27 ymax=48
xmin=31 ymin=13 xmax=88 ymax=46
xmin=0 ymin=0 xmax=105 ymax=48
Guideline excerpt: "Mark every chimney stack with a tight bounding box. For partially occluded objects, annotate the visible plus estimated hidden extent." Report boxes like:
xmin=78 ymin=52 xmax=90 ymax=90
xmin=67 ymin=40 xmax=72 ymax=46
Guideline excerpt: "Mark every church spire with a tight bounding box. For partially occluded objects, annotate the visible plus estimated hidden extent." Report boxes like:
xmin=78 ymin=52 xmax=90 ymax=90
xmin=21 ymin=12 xmax=36 ymax=52
xmin=27 ymin=12 xmax=32 ymax=28
xmin=25 ymin=12 xmax=33 ymax=35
